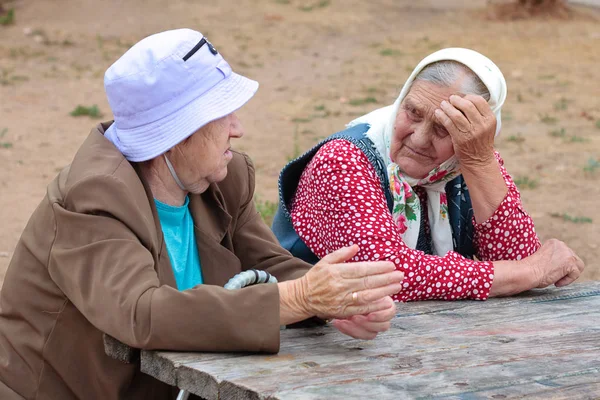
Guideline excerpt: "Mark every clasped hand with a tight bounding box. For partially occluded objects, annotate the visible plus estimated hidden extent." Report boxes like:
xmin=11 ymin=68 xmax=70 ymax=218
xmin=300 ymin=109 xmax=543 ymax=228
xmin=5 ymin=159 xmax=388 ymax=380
xmin=298 ymin=245 xmax=403 ymax=340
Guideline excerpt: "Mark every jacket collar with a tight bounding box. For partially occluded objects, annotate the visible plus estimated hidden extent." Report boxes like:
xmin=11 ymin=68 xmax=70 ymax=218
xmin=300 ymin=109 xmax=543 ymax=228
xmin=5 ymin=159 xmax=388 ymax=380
xmin=97 ymin=122 xmax=233 ymax=287
xmin=132 ymin=151 xmax=233 ymax=286
xmin=188 ymin=186 xmax=232 ymax=244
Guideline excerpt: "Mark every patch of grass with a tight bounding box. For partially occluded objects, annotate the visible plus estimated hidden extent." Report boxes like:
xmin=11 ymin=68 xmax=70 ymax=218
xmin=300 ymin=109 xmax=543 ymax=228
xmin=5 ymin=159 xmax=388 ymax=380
xmin=514 ymin=176 xmax=538 ymax=190
xmin=549 ymin=128 xmax=566 ymax=138
xmin=548 ymin=128 xmax=588 ymax=142
xmin=539 ymin=114 xmax=558 ymax=125
xmin=568 ymin=135 xmax=588 ymax=143
xmin=10 ymin=75 xmax=28 ymax=82
xmin=291 ymin=117 xmax=312 ymax=123
xmin=275 ymin=0 xmax=291 ymax=3
xmin=115 ymin=38 xmax=134 ymax=49
xmin=538 ymin=74 xmax=555 ymax=80
xmin=96 ymin=34 xmax=104 ymax=49
xmin=310 ymin=105 xmax=330 ymax=119
xmin=0 ymin=9 xmax=15 ymax=26
xmin=506 ymin=134 xmax=525 ymax=144
xmin=596 ymin=120 xmax=600 ymax=130
xmin=584 ymin=158 xmax=600 ymax=174
xmin=0 ymin=128 xmax=12 ymax=149
xmin=287 ymin=125 xmax=301 ymax=161
xmin=71 ymin=62 xmax=92 ymax=73
xmin=70 ymin=105 xmax=103 ymax=119
xmin=553 ymin=97 xmax=569 ymax=111
xmin=1 ymin=68 xmax=11 ymax=85
xmin=0 ymin=68 xmax=28 ymax=86
xmin=549 ymin=212 xmax=592 ymax=224
xmin=379 ymin=48 xmax=403 ymax=57
xmin=61 ymin=39 xmax=75 ymax=47
xmin=516 ymin=92 xmax=524 ymax=103
xmin=9 ymin=46 xmax=44 ymax=58
xmin=503 ymin=110 xmax=513 ymax=121
xmin=349 ymin=97 xmax=378 ymax=106
xmin=427 ymin=42 xmax=444 ymax=51
xmin=299 ymin=0 xmax=330 ymax=11
xmin=255 ymin=198 xmax=279 ymax=226
xmin=312 ymin=111 xmax=330 ymax=119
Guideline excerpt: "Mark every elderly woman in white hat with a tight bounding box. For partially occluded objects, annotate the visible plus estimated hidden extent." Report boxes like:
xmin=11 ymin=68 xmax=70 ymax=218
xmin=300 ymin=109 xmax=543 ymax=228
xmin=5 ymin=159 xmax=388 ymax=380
xmin=274 ymin=48 xmax=585 ymax=302
xmin=0 ymin=29 xmax=405 ymax=400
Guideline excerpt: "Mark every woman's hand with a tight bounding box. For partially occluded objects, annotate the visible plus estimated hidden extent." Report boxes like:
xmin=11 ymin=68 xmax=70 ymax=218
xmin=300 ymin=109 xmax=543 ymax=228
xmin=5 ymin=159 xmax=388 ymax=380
xmin=279 ymin=245 xmax=403 ymax=325
xmin=435 ymin=94 xmax=508 ymax=223
xmin=490 ymin=239 xmax=586 ymax=297
xmin=526 ymin=239 xmax=585 ymax=288
xmin=331 ymin=297 xmax=397 ymax=340
xmin=435 ymin=94 xmax=497 ymax=169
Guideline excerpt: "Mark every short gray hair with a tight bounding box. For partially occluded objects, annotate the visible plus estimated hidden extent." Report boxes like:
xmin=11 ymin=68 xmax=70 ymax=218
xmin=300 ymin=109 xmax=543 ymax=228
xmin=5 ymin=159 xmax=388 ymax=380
xmin=413 ymin=61 xmax=490 ymax=101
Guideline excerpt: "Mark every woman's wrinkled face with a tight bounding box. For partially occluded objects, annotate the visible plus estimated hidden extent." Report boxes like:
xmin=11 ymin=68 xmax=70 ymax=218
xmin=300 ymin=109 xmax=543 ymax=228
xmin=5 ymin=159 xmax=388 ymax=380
xmin=168 ymin=113 xmax=244 ymax=193
xmin=390 ymin=81 xmax=458 ymax=179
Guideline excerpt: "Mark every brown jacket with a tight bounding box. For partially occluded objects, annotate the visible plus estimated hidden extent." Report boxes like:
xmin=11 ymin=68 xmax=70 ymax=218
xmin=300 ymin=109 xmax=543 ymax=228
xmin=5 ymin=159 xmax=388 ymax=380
xmin=0 ymin=123 xmax=311 ymax=399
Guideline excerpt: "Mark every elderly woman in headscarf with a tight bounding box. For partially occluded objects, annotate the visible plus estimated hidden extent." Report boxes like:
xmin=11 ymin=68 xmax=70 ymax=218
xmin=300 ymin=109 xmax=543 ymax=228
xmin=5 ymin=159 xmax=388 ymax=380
xmin=273 ymin=48 xmax=585 ymax=302
xmin=0 ymin=29 xmax=405 ymax=400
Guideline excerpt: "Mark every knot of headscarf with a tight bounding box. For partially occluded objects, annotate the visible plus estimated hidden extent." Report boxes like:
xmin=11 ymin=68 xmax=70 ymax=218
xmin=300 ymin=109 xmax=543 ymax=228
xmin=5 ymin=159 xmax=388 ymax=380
xmin=348 ymin=48 xmax=507 ymax=256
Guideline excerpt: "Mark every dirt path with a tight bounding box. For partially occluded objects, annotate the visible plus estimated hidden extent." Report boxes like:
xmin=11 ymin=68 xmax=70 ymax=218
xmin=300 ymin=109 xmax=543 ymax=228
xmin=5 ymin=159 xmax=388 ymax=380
xmin=1 ymin=0 xmax=599 ymax=285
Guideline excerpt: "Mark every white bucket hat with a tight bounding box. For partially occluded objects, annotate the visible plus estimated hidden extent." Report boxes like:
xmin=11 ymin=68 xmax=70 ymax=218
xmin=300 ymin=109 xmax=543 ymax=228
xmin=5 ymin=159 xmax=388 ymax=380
xmin=103 ymin=28 xmax=258 ymax=162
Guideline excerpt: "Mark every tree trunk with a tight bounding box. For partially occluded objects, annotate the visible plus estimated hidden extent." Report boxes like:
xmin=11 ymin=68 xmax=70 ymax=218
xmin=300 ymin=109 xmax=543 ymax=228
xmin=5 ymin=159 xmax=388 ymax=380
xmin=518 ymin=0 xmax=566 ymax=9
xmin=488 ymin=0 xmax=571 ymax=20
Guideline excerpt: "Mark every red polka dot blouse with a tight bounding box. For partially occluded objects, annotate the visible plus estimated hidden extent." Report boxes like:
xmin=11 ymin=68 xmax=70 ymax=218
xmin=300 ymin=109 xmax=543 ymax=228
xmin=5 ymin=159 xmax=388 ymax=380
xmin=290 ymin=139 xmax=541 ymax=302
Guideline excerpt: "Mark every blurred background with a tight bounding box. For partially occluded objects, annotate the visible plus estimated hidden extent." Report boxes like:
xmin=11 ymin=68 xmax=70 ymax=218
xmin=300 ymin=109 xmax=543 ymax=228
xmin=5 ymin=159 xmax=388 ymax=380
xmin=1 ymin=0 xmax=599 ymax=286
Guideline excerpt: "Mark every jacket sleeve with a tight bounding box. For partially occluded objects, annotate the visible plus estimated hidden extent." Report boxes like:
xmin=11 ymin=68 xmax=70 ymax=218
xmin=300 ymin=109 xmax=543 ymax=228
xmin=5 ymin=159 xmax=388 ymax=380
xmin=47 ymin=174 xmax=282 ymax=353
xmin=231 ymin=153 xmax=312 ymax=283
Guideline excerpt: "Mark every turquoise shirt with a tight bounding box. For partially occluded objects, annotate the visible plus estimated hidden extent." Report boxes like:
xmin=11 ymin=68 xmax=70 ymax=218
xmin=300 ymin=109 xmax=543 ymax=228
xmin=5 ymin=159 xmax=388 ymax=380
xmin=154 ymin=196 xmax=203 ymax=290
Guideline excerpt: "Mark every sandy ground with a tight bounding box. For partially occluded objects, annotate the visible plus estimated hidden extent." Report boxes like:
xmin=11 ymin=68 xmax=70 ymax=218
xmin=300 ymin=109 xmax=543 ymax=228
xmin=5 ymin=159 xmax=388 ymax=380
xmin=1 ymin=0 xmax=599 ymax=286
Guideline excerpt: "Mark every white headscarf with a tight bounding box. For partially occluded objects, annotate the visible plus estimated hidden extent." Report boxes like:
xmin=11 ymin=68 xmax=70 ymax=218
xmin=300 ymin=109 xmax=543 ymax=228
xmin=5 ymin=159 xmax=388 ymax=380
xmin=348 ymin=48 xmax=507 ymax=255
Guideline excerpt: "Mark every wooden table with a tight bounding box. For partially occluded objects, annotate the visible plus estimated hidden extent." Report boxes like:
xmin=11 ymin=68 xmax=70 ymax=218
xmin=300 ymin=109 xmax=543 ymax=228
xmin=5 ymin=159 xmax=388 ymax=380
xmin=140 ymin=281 xmax=600 ymax=399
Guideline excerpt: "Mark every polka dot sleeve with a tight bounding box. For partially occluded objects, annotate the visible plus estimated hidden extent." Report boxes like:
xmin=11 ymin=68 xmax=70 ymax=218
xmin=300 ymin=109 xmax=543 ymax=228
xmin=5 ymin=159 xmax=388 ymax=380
xmin=473 ymin=152 xmax=542 ymax=261
xmin=290 ymin=139 xmax=494 ymax=302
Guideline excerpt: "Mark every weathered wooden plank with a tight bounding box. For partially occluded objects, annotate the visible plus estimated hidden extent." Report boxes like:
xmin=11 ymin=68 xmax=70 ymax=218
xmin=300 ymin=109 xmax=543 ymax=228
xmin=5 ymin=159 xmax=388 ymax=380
xmin=103 ymin=333 xmax=139 ymax=363
xmin=145 ymin=281 xmax=600 ymax=364
xmin=175 ymin=327 xmax=599 ymax=399
xmin=273 ymin=367 xmax=600 ymax=400
xmin=142 ymin=282 xmax=600 ymax=369
xmin=141 ymin=282 xmax=600 ymax=399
